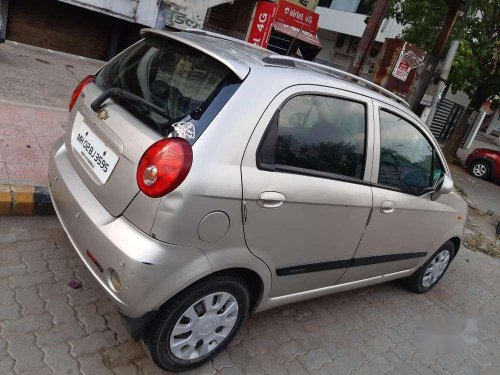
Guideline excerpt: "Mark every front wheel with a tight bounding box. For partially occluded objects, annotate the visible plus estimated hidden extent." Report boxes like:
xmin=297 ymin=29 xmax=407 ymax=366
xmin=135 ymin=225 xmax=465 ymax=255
xmin=403 ymin=241 xmax=455 ymax=293
xmin=142 ymin=274 xmax=250 ymax=372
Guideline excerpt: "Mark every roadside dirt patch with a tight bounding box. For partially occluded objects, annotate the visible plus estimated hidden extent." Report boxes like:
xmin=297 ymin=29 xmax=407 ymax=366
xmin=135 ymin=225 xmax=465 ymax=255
xmin=464 ymin=207 xmax=499 ymax=257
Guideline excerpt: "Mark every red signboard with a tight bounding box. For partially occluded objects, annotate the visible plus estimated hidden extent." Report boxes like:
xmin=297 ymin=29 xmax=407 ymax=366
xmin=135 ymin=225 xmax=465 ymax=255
xmin=393 ymin=60 xmax=411 ymax=81
xmin=392 ymin=49 xmax=424 ymax=82
xmin=247 ymin=1 xmax=278 ymax=48
xmin=275 ymin=0 xmax=319 ymax=34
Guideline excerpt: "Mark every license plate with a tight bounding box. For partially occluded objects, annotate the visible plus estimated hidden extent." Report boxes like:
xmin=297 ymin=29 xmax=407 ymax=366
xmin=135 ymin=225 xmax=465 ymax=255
xmin=71 ymin=122 xmax=119 ymax=183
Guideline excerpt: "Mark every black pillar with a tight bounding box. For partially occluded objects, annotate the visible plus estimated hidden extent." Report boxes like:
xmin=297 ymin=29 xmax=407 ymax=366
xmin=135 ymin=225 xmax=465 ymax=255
xmin=0 ymin=0 xmax=10 ymax=43
xmin=106 ymin=17 xmax=121 ymax=61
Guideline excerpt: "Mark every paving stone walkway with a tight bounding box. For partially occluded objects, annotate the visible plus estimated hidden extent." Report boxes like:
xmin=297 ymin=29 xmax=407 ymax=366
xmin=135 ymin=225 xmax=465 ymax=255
xmin=0 ymin=40 xmax=103 ymax=187
xmin=1 ymin=215 xmax=500 ymax=374
xmin=0 ymin=103 xmax=68 ymax=186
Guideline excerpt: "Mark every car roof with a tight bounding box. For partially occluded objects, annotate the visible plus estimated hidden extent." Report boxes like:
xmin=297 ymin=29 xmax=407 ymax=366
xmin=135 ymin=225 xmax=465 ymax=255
xmin=141 ymin=28 xmax=411 ymax=112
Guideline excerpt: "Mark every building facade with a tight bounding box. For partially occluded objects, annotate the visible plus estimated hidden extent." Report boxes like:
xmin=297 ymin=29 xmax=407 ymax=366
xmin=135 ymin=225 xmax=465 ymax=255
xmin=1 ymin=0 xmax=322 ymax=60
xmin=0 ymin=0 xmax=234 ymax=60
xmin=1 ymin=0 xmax=146 ymax=59
xmin=314 ymin=0 xmax=403 ymax=79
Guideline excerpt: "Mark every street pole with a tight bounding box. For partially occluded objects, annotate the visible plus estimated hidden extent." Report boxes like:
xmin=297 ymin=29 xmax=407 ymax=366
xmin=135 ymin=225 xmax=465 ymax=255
xmin=408 ymin=0 xmax=463 ymax=112
xmin=347 ymin=0 xmax=390 ymax=76
xmin=424 ymin=40 xmax=459 ymax=126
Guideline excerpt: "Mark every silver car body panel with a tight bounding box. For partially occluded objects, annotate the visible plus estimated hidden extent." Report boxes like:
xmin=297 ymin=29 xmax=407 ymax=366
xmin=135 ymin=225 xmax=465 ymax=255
xmin=338 ymin=100 xmax=462 ymax=283
xmin=49 ymin=30 xmax=467 ymax=320
xmin=241 ymin=85 xmax=375 ymax=297
xmin=49 ymin=137 xmax=212 ymax=317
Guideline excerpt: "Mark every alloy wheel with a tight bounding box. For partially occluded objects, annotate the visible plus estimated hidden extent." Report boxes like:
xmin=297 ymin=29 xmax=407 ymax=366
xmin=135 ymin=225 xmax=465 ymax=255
xmin=169 ymin=292 xmax=238 ymax=360
xmin=472 ymin=163 xmax=487 ymax=177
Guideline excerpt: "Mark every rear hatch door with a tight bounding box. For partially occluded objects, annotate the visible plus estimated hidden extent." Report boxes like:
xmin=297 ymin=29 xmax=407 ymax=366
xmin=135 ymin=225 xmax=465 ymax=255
xmin=64 ymin=34 xmax=245 ymax=217
xmin=65 ymin=90 xmax=159 ymax=216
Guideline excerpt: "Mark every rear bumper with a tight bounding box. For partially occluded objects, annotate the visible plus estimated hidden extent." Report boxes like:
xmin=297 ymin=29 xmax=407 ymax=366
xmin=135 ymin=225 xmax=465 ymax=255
xmin=48 ymin=138 xmax=212 ymax=318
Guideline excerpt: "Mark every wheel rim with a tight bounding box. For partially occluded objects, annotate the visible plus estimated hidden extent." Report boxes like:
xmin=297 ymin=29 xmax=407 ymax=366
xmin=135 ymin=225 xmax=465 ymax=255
xmin=169 ymin=292 xmax=238 ymax=360
xmin=472 ymin=163 xmax=487 ymax=177
xmin=422 ymin=250 xmax=451 ymax=288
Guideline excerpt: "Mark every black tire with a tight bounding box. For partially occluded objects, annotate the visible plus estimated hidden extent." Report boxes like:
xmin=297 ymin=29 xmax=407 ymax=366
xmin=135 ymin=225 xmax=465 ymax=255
xmin=403 ymin=241 xmax=455 ymax=293
xmin=470 ymin=160 xmax=491 ymax=179
xmin=142 ymin=274 xmax=250 ymax=372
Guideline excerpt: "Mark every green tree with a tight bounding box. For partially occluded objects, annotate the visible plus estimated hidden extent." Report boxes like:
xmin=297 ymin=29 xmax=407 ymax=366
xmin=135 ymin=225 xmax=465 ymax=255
xmin=387 ymin=0 xmax=499 ymax=161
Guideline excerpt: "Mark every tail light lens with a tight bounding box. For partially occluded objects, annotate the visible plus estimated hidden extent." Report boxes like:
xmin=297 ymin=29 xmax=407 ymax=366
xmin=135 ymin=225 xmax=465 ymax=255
xmin=137 ymin=138 xmax=193 ymax=198
xmin=69 ymin=75 xmax=95 ymax=111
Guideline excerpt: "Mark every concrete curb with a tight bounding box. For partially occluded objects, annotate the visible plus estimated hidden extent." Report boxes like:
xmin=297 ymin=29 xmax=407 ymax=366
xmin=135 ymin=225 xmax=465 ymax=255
xmin=0 ymin=184 xmax=54 ymax=215
xmin=4 ymin=40 xmax=106 ymax=65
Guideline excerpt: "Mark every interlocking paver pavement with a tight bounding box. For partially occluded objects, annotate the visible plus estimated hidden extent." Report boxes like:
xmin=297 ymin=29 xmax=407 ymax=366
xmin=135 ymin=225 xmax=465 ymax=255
xmin=0 ymin=41 xmax=103 ymax=187
xmin=0 ymin=103 xmax=68 ymax=186
xmin=1 ymin=215 xmax=500 ymax=374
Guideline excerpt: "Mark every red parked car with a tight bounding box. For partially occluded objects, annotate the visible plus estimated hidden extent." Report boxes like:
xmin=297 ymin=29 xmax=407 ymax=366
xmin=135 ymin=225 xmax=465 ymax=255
xmin=465 ymin=148 xmax=500 ymax=182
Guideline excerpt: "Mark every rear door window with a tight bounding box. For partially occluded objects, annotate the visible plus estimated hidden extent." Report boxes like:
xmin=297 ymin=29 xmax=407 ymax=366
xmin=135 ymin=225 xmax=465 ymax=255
xmin=95 ymin=37 xmax=241 ymax=142
xmin=260 ymin=94 xmax=367 ymax=180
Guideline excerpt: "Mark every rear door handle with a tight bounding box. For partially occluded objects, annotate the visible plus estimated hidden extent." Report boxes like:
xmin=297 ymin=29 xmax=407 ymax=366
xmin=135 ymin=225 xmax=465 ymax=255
xmin=257 ymin=192 xmax=286 ymax=208
xmin=380 ymin=200 xmax=396 ymax=214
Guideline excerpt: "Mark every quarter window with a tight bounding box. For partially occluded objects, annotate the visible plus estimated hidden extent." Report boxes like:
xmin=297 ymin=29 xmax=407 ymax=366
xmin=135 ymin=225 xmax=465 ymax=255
xmin=378 ymin=110 xmax=443 ymax=195
xmin=262 ymin=94 xmax=366 ymax=179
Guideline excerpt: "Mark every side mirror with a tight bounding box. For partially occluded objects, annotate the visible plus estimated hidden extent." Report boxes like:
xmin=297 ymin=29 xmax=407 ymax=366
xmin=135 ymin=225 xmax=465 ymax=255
xmin=432 ymin=174 xmax=453 ymax=201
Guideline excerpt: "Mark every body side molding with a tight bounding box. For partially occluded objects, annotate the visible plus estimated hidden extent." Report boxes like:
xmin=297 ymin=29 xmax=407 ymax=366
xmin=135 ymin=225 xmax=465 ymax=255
xmin=276 ymin=252 xmax=427 ymax=276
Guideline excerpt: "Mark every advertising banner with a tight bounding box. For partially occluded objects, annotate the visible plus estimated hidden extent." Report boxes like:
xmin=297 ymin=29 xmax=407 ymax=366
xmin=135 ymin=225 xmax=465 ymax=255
xmin=247 ymin=1 xmax=278 ymax=48
xmin=275 ymin=0 xmax=319 ymax=34
xmin=392 ymin=50 xmax=424 ymax=82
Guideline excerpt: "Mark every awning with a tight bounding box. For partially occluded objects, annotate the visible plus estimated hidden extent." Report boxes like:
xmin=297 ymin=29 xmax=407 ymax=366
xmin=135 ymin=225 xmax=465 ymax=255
xmin=272 ymin=21 xmax=322 ymax=49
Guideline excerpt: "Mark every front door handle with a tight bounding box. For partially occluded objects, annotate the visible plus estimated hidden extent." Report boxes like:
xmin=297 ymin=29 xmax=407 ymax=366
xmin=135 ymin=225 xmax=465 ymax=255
xmin=380 ymin=200 xmax=396 ymax=214
xmin=257 ymin=192 xmax=286 ymax=208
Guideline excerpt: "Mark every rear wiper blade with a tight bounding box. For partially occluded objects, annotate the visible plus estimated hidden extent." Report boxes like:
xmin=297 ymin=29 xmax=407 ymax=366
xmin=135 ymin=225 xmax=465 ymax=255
xmin=91 ymin=87 xmax=171 ymax=119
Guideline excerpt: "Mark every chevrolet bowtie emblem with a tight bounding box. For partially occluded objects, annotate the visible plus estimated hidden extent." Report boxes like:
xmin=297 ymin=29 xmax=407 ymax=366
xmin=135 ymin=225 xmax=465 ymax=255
xmin=97 ymin=108 xmax=109 ymax=120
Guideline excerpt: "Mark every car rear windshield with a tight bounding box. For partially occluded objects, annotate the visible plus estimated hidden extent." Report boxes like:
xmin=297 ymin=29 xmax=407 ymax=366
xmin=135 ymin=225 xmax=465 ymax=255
xmin=95 ymin=36 xmax=241 ymax=142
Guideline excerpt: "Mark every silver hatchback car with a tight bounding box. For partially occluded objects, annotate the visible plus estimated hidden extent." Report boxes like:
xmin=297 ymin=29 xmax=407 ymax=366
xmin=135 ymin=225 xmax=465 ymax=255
xmin=49 ymin=29 xmax=467 ymax=371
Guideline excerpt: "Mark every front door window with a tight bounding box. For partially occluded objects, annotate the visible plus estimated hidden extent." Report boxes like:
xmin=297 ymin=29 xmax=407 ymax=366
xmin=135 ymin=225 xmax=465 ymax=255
xmin=378 ymin=110 xmax=443 ymax=195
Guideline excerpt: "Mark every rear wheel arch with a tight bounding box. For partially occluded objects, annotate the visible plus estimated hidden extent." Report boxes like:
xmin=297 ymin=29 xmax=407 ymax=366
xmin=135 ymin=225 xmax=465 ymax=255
xmin=208 ymin=268 xmax=264 ymax=313
xmin=156 ymin=267 xmax=264 ymax=314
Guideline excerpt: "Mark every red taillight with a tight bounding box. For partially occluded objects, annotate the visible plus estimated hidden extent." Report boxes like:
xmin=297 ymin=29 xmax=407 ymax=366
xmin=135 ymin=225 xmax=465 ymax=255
xmin=137 ymin=138 xmax=193 ymax=198
xmin=69 ymin=75 xmax=95 ymax=112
